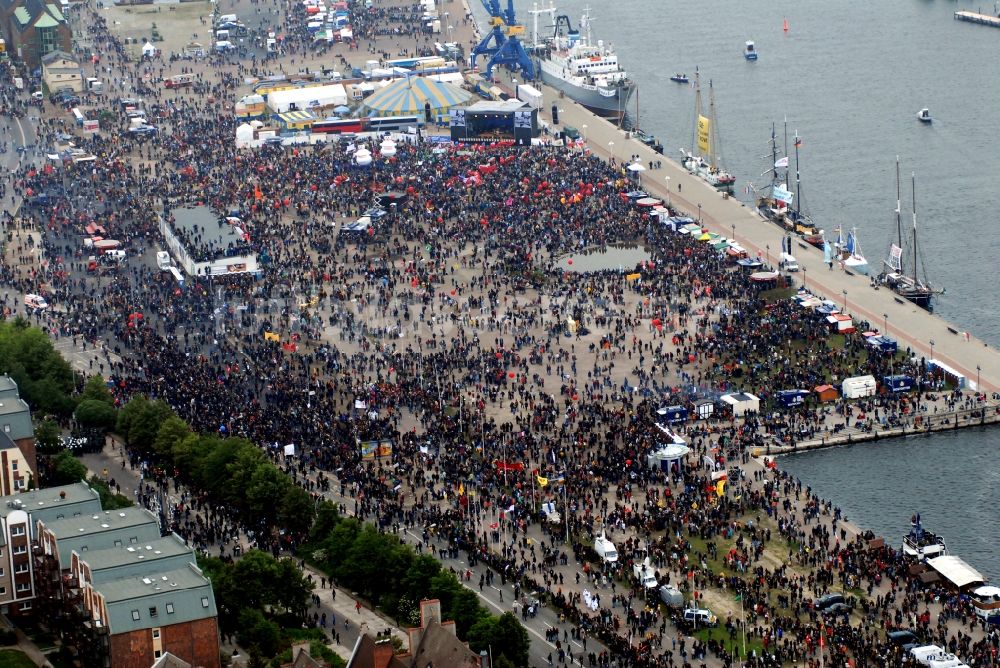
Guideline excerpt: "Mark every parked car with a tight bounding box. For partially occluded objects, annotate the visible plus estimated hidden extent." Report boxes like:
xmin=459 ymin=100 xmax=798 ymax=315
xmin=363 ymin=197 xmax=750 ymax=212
xmin=682 ymin=608 xmax=718 ymax=627
xmin=813 ymin=593 xmax=846 ymax=611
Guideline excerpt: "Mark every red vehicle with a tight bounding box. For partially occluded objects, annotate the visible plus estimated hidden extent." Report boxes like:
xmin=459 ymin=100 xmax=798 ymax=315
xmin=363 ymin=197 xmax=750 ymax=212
xmin=165 ymin=74 xmax=194 ymax=89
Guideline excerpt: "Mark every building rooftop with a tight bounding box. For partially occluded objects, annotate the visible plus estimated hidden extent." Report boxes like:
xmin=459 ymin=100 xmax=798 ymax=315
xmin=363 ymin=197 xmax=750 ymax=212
xmin=464 ymin=99 xmax=529 ymax=113
xmin=81 ymin=534 xmax=194 ymax=583
xmin=167 ymin=205 xmax=249 ymax=259
xmin=0 ymin=481 xmax=101 ymax=520
xmin=102 ymin=564 xmax=217 ymax=634
xmin=0 ymin=376 xmax=18 ymax=395
xmin=41 ymin=49 xmax=73 ymax=65
xmin=0 ymin=397 xmax=30 ymax=417
xmin=43 ymin=508 xmax=161 ymax=566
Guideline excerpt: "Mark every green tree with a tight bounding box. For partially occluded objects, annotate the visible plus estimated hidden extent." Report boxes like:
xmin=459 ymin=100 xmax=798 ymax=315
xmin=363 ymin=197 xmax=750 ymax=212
xmin=273 ymin=557 xmax=311 ymax=619
xmin=337 ymin=526 xmax=411 ymax=602
xmin=126 ymin=399 xmax=174 ymax=453
xmin=74 ymin=399 xmax=117 ymax=431
xmin=245 ymin=464 xmax=287 ymax=527
xmin=153 ymin=416 xmax=191 ymax=459
xmin=81 ymin=375 xmax=115 ymax=405
xmin=278 ymin=485 xmax=315 ymax=537
xmin=34 ymin=419 xmax=61 ymax=455
xmin=0 ymin=322 xmax=76 ymax=416
xmin=230 ymin=550 xmax=279 ymax=611
xmin=319 ymin=517 xmax=361 ymax=573
xmin=467 ymin=613 xmax=530 ymax=667
xmin=403 ymin=554 xmax=441 ymax=604
xmin=236 ymin=609 xmax=280 ymax=658
xmin=47 ymin=450 xmax=87 ymax=485
xmin=88 ymin=476 xmax=133 ymax=509
xmin=307 ymin=501 xmax=340 ymax=544
xmin=450 ymin=588 xmax=487 ymax=638
xmin=116 ymin=396 xmax=149 ymax=442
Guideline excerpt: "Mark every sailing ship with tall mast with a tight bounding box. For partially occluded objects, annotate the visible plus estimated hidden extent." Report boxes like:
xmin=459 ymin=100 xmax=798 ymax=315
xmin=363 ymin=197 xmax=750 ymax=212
xmin=753 ymin=120 xmax=822 ymax=244
xmin=879 ymin=158 xmax=942 ymax=310
xmin=680 ymin=70 xmax=736 ymax=194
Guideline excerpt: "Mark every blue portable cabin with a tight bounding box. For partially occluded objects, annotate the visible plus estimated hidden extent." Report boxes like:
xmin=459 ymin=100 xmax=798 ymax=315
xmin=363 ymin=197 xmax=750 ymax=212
xmin=883 ymin=375 xmax=914 ymax=393
xmin=656 ymin=405 xmax=689 ymax=424
xmin=866 ymin=335 xmax=898 ymax=354
xmin=776 ymin=389 xmax=810 ymax=408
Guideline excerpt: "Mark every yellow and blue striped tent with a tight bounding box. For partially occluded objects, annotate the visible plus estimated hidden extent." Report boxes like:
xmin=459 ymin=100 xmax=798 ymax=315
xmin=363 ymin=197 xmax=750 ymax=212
xmin=276 ymin=109 xmax=317 ymax=130
xmin=362 ymin=77 xmax=472 ymax=117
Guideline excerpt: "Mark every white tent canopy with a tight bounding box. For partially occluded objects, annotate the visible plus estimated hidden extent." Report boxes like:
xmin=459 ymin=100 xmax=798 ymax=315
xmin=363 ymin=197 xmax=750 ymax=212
xmin=266 ymin=84 xmax=348 ymax=113
xmin=720 ymin=392 xmax=760 ymax=417
xmin=927 ymin=555 xmax=986 ymax=589
xmin=142 ymin=42 xmax=157 ymax=57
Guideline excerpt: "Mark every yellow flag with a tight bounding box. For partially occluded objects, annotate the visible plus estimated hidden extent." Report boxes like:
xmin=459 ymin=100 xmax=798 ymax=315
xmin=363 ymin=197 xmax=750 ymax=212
xmin=626 ymin=272 xmax=642 ymax=282
xmin=697 ymin=115 xmax=711 ymax=154
xmin=716 ymin=480 xmax=727 ymax=496
xmin=264 ymin=331 xmax=280 ymax=342
xmin=536 ymin=475 xmax=548 ymax=487
xmin=458 ymin=483 xmax=465 ymax=496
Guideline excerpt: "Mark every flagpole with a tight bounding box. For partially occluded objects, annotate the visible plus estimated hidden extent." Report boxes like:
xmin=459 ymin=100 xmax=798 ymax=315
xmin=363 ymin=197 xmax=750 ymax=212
xmin=740 ymin=595 xmax=746 ymax=659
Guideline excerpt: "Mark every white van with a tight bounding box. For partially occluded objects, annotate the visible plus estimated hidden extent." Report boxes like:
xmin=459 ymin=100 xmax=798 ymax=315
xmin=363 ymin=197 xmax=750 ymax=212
xmin=593 ymin=532 xmax=618 ymax=563
xmin=780 ymin=253 xmax=799 ymax=271
xmin=156 ymin=251 xmax=172 ymax=270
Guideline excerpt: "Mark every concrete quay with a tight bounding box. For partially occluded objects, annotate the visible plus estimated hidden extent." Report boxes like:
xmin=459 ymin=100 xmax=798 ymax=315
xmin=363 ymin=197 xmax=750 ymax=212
xmin=521 ymin=82 xmax=999 ymax=395
xmin=765 ymin=404 xmax=1000 ymax=455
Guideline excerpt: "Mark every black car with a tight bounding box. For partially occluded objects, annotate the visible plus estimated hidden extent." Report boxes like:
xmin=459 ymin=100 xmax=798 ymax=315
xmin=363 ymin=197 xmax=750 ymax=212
xmin=821 ymin=602 xmax=852 ymax=617
xmin=814 ymin=593 xmax=846 ymax=611
xmin=887 ymin=629 xmax=920 ymax=651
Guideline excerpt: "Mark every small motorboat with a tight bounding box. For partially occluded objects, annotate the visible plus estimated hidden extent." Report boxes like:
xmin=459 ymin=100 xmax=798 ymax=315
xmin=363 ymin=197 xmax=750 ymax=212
xmin=670 ymin=74 xmax=689 ymax=84
xmin=744 ymin=41 xmax=758 ymax=61
xmin=917 ymin=108 xmax=932 ymax=123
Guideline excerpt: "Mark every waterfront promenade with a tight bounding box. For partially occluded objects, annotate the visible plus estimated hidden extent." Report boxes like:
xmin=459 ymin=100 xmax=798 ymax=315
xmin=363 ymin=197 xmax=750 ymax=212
xmin=524 ymin=83 xmax=1000 ymax=395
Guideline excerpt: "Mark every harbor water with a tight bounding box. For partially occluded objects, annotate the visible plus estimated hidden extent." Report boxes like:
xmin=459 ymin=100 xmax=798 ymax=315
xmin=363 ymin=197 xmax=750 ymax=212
xmin=778 ymin=427 xmax=1000 ymax=580
xmin=469 ymin=0 xmax=1000 ymax=580
xmin=505 ymin=0 xmax=1000 ymax=344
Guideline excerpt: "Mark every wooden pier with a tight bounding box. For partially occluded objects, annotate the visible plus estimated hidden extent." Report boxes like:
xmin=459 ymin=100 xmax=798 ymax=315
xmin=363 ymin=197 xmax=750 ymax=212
xmin=955 ymin=10 xmax=1000 ymax=28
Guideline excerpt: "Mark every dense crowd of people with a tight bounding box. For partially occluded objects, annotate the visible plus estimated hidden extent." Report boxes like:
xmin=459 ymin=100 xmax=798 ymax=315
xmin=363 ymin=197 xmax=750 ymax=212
xmin=0 ymin=0 xmax=997 ymax=666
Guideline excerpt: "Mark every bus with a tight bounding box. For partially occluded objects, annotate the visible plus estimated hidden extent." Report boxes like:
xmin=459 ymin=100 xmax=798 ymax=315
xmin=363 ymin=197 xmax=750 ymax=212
xmin=168 ymin=266 xmax=185 ymax=288
xmin=312 ymin=118 xmax=364 ymax=134
xmin=71 ymin=107 xmax=85 ymax=126
xmin=165 ymin=74 xmax=195 ymax=89
xmin=366 ymin=115 xmax=422 ymax=133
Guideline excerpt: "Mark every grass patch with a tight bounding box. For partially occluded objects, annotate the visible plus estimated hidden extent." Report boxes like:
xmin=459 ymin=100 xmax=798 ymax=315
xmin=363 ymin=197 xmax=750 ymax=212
xmin=692 ymin=625 xmax=765 ymax=659
xmin=759 ymin=286 xmax=796 ymax=302
xmin=0 ymin=650 xmax=37 ymax=668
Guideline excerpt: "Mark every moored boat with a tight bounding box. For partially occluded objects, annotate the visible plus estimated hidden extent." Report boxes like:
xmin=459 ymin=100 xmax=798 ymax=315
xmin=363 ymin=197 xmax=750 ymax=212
xmin=878 ymin=159 xmax=942 ymax=310
xmin=901 ymin=513 xmax=947 ymax=562
xmin=971 ymin=586 xmax=1000 ymax=625
xmin=744 ymin=40 xmax=758 ymax=61
xmin=533 ymin=5 xmax=635 ymax=120
xmin=681 ymin=70 xmax=736 ymax=194
xmin=834 ymin=226 xmax=869 ymax=274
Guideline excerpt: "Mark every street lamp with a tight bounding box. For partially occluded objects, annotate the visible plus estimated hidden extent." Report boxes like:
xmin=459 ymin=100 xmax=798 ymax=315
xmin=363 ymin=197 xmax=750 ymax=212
xmin=697 ymin=203 xmax=702 ymax=223
xmin=842 ymin=289 xmax=848 ymax=312
xmin=665 ymin=176 xmax=671 ymax=207
xmin=976 ymin=365 xmax=981 ymax=393
xmin=608 ymin=140 xmax=614 ymax=157
xmin=883 ymin=313 xmax=888 ymax=335
xmin=929 ymin=339 xmax=935 ymax=361
xmin=766 ymin=244 xmax=770 ymax=265
xmin=581 ymin=124 xmax=587 ymax=141
xmin=731 ymin=223 xmax=735 ymax=241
